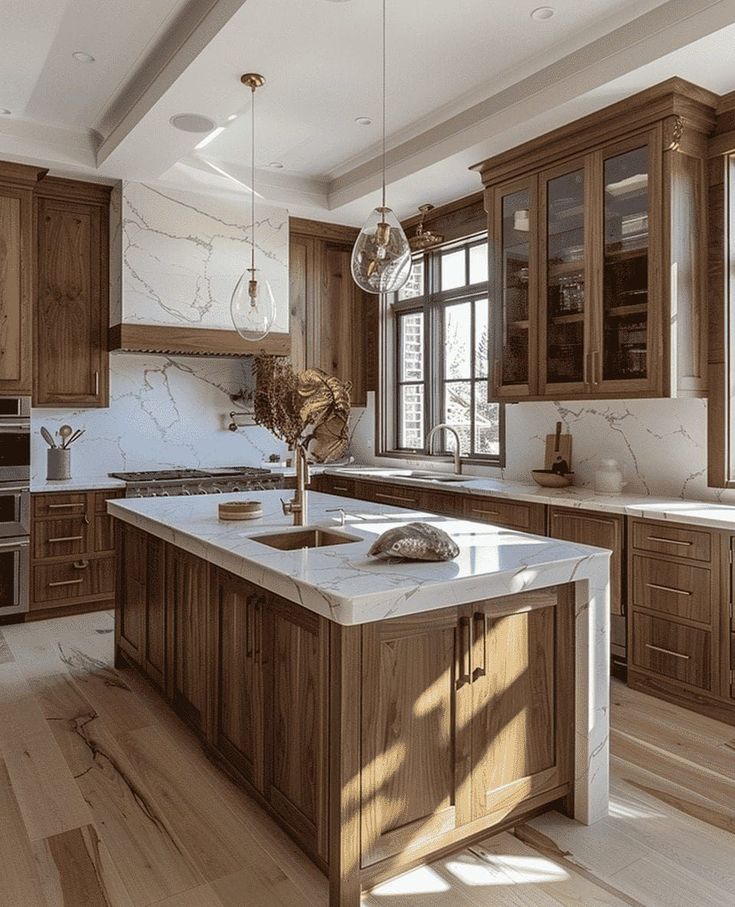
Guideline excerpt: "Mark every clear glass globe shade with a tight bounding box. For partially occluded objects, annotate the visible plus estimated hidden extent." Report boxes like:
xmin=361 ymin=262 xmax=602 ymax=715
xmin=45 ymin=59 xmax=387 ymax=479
xmin=230 ymin=271 xmax=276 ymax=342
xmin=351 ymin=206 xmax=412 ymax=294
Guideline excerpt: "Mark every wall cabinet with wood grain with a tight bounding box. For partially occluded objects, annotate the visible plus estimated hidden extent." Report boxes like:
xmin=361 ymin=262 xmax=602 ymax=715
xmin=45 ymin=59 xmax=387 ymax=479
xmin=289 ymin=218 xmax=378 ymax=406
xmin=475 ymin=80 xmax=714 ymax=402
xmin=34 ymin=177 xmax=111 ymax=407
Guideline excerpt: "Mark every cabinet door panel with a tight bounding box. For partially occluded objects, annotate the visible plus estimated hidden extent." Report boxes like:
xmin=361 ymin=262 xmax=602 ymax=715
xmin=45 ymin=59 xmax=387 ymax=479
xmin=264 ymin=596 xmax=329 ymax=861
xmin=360 ymin=609 xmax=462 ymax=866
xmin=143 ymin=537 xmax=166 ymax=689
xmin=166 ymin=547 xmax=209 ymax=731
xmin=0 ymin=192 xmax=29 ymax=390
xmin=35 ymin=193 xmax=108 ymax=407
xmin=116 ymin=526 xmax=146 ymax=662
xmin=212 ymin=572 xmax=264 ymax=793
xmin=468 ymin=589 xmax=574 ymax=822
xmin=549 ymin=507 xmax=624 ymax=616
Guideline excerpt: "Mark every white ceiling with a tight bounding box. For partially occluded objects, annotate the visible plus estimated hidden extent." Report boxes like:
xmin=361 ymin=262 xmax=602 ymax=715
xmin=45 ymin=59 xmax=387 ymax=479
xmin=2 ymin=0 xmax=735 ymax=224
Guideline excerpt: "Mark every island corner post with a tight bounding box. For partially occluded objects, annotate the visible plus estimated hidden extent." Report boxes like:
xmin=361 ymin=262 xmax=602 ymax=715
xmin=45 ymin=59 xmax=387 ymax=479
xmin=112 ymin=503 xmax=610 ymax=907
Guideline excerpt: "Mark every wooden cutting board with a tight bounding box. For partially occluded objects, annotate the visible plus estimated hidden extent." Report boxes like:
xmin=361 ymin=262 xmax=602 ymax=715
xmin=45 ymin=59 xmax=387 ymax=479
xmin=544 ymin=423 xmax=573 ymax=471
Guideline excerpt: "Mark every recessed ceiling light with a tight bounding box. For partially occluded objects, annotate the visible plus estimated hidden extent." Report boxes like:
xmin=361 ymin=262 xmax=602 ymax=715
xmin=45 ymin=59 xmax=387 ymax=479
xmin=0 ymin=108 xmax=10 ymax=116
xmin=170 ymin=113 xmax=217 ymax=133
xmin=530 ymin=6 xmax=555 ymax=20
xmin=355 ymin=116 xmax=372 ymax=126
xmin=268 ymin=161 xmax=284 ymax=169
xmin=72 ymin=51 xmax=96 ymax=63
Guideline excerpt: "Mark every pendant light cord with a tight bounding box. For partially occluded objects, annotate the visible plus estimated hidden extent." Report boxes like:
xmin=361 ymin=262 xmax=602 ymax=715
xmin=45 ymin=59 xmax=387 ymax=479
xmin=381 ymin=0 xmax=386 ymax=210
xmin=251 ymin=84 xmax=256 ymax=273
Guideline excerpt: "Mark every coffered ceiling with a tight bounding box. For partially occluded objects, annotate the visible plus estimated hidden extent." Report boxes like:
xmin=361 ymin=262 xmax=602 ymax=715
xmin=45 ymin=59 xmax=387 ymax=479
xmin=2 ymin=0 xmax=735 ymax=223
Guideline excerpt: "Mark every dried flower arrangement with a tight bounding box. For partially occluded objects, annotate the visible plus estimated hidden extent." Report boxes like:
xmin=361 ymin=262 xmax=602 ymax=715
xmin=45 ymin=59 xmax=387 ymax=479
xmin=253 ymin=357 xmax=351 ymax=463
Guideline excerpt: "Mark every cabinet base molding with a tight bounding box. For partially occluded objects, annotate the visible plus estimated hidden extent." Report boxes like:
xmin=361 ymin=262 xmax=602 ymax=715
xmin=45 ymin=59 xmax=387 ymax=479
xmin=627 ymin=669 xmax=735 ymax=727
xmin=1 ymin=598 xmax=113 ymax=624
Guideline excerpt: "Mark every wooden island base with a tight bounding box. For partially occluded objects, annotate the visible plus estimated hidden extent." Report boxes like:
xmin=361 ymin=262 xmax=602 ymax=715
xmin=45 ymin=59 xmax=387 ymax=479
xmin=115 ymin=523 xmax=576 ymax=906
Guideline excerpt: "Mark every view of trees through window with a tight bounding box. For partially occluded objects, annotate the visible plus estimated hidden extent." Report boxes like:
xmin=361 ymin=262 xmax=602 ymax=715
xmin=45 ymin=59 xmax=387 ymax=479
xmin=390 ymin=237 xmax=503 ymax=462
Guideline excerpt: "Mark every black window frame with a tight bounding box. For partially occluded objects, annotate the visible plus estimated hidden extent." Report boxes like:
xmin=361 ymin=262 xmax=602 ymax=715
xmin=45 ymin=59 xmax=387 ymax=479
xmin=380 ymin=234 xmax=505 ymax=466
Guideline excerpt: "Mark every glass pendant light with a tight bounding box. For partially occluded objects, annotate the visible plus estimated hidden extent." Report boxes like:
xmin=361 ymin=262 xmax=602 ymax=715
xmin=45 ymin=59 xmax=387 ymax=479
xmin=231 ymin=73 xmax=276 ymax=341
xmin=351 ymin=0 xmax=412 ymax=295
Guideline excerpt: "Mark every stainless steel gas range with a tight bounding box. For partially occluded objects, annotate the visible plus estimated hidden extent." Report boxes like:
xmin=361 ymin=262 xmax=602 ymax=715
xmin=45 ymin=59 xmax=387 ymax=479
xmin=109 ymin=466 xmax=282 ymax=498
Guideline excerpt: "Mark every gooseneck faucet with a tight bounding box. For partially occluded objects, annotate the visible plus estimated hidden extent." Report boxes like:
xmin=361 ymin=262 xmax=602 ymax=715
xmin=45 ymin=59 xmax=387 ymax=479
xmin=425 ymin=423 xmax=463 ymax=475
xmin=281 ymin=444 xmax=310 ymax=526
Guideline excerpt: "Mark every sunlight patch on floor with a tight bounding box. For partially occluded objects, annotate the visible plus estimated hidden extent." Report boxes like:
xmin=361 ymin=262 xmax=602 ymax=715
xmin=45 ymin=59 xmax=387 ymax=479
xmin=608 ymin=797 xmax=664 ymax=820
xmin=447 ymin=853 xmax=569 ymax=886
xmin=370 ymin=866 xmax=450 ymax=896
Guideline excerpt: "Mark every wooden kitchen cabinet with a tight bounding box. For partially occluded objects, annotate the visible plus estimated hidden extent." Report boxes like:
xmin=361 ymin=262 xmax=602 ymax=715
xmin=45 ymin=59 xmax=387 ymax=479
xmin=476 ymin=80 xmax=713 ymax=401
xmin=0 ymin=162 xmax=46 ymax=395
xmin=34 ymin=177 xmax=111 ymax=407
xmin=289 ymin=218 xmax=378 ymax=406
xmin=465 ymin=494 xmax=546 ymax=534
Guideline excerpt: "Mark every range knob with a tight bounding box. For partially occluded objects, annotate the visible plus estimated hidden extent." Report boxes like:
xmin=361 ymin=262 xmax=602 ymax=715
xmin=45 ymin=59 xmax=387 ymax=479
xmin=182 ymin=488 xmax=192 ymax=496
xmin=196 ymin=486 xmax=207 ymax=495
xmin=231 ymin=485 xmax=241 ymax=493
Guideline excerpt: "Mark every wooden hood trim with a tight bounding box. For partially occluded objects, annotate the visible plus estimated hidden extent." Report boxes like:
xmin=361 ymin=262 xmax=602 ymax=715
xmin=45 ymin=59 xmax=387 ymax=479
xmin=109 ymin=323 xmax=290 ymax=358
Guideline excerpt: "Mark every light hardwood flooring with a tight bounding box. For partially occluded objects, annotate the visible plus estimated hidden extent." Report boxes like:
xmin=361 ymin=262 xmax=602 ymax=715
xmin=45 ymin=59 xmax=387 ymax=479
xmin=0 ymin=611 xmax=734 ymax=906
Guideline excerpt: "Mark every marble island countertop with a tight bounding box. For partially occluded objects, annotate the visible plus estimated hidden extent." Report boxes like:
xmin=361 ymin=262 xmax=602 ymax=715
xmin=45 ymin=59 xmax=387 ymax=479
xmin=108 ymin=489 xmax=610 ymax=626
xmin=323 ymin=466 xmax=735 ymax=531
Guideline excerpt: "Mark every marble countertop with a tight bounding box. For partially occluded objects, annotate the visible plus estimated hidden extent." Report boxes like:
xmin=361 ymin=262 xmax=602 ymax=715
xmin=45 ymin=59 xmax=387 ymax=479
xmin=108 ymin=489 xmax=610 ymax=626
xmin=32 ymin=475 xmax=127 ymax=493
xmin=323 ymin=467 xmax=735 ymax=531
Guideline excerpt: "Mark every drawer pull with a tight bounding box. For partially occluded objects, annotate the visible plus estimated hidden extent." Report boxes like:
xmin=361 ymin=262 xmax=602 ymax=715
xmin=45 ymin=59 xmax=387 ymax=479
xmin=647 ymin=535 xmax=692 ymax=547
xmin=48 ymin=535 xmax=84 ymax=544
xmin=645 ymin=643 xmax=690 ymax=661
xmin=333 ymin=485 xmax=350 ymax=493
xmin=646 ymin=582 xmax=691 ymax=597
xmin=48 ymin=503 xmax=85 ymax=510
xmin=473 ymin=509 xmax=500 ymax=516
xmin=73 ymin=560 xmax=89 ymax=570
xmin=48 ymin=578 xmax=84 ymax=588
xmin=375 ymin=493 xmax=416 ymax=504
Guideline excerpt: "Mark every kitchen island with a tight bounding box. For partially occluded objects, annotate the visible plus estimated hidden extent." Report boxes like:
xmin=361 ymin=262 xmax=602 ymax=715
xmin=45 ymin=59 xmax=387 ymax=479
xmin=109 ymin=490 xmax=610 ymax=907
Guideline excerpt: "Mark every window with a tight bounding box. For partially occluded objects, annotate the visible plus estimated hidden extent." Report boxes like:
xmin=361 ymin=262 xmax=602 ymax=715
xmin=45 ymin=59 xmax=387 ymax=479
xmin=383 ymin=236 xmax=504 ymax=464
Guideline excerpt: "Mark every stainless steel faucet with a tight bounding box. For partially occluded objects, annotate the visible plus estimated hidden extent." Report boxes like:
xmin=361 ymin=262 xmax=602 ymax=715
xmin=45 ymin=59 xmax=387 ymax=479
xmin=280 ymin=444 xmax=310 ymax=526
xmin=425 ymin=423 xmax=463 ymax=475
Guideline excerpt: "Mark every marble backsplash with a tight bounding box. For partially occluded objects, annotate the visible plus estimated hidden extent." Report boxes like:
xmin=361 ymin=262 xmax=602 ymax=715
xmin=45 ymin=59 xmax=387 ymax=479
xmin=349 ymin=394 xmax=730 ymax=503
xmin=112 ymin=181 xmax=289 ymax=332
xmin=31 ymin=352 xmax=287 ymax=481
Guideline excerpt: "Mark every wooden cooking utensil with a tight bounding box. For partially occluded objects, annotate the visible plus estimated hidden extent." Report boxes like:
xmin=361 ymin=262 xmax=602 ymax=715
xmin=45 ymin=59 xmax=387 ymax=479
xmin=544 ymin=421 xmax=572 ymax=472
xmin=40 ymin=426 xmax=56 ymax=449
xmin=59 ymin=425 xmax=73 ymax=448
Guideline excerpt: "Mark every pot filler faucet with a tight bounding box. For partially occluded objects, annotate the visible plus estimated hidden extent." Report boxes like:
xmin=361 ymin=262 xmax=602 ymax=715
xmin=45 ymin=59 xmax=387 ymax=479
xmin=425 ymin=423 xmax=463 ymax=476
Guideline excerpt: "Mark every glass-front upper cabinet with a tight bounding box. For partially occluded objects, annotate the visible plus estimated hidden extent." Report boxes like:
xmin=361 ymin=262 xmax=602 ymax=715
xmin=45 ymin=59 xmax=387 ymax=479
xmin=596 ymin=133 xmax=657 ymax=394
xmin=539 ymin=160 xmax=589 ymax=396
xmin=489 ymin=177 xmax=537 ymax=397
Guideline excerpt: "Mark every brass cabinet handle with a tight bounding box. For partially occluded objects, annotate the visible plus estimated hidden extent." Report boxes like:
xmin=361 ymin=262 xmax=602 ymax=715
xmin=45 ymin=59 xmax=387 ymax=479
xmin=472 ymin=508 xmax=500 ymax=517
xmin=646 ymin=582 xmax=691 ymax=596
xmin=48 ymin=535 xmax=84 ymax=544
xmin=94 ymin=371 xmax=100 ymax=396
xmin=48 ymin=578 xmax=84 ymax=588
xmin=591 ymin=350 xmax=600 ymax=385
xmin=472 ymin=612 xmax=487 ymax=680
xmin=332 ymin=485 xmax=350 ymax=493
xmin=647 ymin=535 xmax=692 ymax=547
xmin=457 ymin=617 xmax=472 ymax=689
xmin=48 ymin=503 xmax=85 ymax=510
xmin=375 ymin=492 xmax=417 ymax=505
xmin=73 ymin=560 xmax=89 ymax=570
xmin=645 ymin=643 xmax=690 ymax=661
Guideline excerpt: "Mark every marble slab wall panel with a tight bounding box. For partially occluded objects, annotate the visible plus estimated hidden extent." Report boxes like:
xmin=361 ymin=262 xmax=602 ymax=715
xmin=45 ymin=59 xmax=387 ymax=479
xmin=31 ymin=352 xmax=287 ymax=480
xmin=349 ymin=394 xmax=732 ymax=504
xmin=116 ymin=181 xmax=289 ymax=332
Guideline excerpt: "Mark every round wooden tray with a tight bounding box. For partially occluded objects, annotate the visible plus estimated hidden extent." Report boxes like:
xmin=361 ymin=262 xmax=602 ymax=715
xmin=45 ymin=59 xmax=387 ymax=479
xmin=219 ymin=501 xmax=263 ymax=521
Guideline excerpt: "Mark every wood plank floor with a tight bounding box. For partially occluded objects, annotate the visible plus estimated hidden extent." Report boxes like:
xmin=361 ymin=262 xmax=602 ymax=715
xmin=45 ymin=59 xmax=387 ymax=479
xmin=1 ymin=613 xmax=734 ymax=906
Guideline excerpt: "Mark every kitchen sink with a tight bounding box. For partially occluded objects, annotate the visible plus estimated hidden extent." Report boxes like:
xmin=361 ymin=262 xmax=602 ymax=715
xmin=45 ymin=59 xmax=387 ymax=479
xmin=407 ymin=472 xmax=469 ymax=483
xmin=251 ymin=528 xmax=362 ymax=550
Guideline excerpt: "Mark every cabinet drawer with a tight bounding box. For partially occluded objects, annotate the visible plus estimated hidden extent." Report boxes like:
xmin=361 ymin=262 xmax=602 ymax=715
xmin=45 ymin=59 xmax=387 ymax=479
xmin=632 ymin=613 xmax=711 ymax=691
xmin=32 ymin=557 xmax=115 ymax=606
xmin=631 ymin=555 xmax=711 ymax=624
xmin=33 ymin=517 xmax=89 ymax=560
xmin=33 ymin=493 xmax=88 ymax=520
xmin=631 ymin=520 xmax=711 ymax=563
xmin=423 ymin=490 xmax=464 ymax=518
xmin=369 ymin=484 xmax=424 ymax=509
xmin=320 ymin=476 xmax=356 ymax=497
xmin=465 ymin=497 xmax=545 ymax=534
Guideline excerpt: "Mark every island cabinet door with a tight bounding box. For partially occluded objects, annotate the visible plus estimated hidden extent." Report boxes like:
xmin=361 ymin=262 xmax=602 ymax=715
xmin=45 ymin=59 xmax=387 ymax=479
xmin=463 ymin=587 xmax=575 ymax=824
xmin=116 ymin=524 xmax=147 ymax=664
xmin=262 ymin=594 xmax=330 ymax=864
xmin=165 ymin=546 xmax=209 ymax=734
xmin=360 ymin=607 xmax=467 ymax=867
xmin=209 ymin=570 xmax=265 ymax=794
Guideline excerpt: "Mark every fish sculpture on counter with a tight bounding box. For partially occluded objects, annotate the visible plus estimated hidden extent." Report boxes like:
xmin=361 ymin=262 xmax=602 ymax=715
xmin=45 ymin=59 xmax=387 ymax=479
xmin=368 ymin=522 xmax=459 ymax=562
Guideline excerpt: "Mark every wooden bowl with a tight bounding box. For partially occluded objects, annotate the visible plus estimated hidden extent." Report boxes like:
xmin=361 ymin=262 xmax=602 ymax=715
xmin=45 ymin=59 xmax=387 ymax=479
xmin=531 ymin=469 xmax=574 ymax=488
xmin=219 ymin=501 xmax=263 ymax=521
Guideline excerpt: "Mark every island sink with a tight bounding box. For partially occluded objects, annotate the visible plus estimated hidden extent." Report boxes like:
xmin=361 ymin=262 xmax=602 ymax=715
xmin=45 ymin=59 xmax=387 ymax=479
xmin=252 ymin=527 xmax=361 ymax=550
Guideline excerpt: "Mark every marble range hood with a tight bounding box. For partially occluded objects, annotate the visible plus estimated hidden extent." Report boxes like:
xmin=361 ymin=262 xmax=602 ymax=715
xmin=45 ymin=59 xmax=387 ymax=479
xmin=109 ymin=182 xmax=291 ymax=359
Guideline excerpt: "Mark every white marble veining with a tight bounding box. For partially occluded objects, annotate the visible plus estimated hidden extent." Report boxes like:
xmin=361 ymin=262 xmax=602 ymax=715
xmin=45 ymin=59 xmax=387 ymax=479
xmin=32 ymin=476 xmax=126 ymax=494
xmin=31 ymin=353 xmax=286 ymax=481
xmin=114 ymin=182 xmax=289 ymax=332
xmin=109 ymin=488 xmax=610 ymax=825
xmin=350 ymin=392 xmax=734 ymax=504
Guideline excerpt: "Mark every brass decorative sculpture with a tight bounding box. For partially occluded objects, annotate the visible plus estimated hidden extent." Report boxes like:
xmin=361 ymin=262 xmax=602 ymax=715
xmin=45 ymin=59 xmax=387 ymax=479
xmin=253 ymin=357 xmax=351 ymax=524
